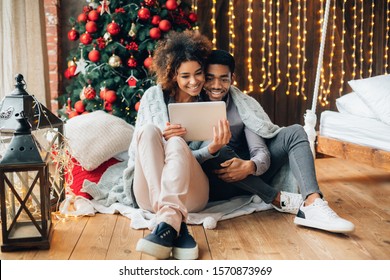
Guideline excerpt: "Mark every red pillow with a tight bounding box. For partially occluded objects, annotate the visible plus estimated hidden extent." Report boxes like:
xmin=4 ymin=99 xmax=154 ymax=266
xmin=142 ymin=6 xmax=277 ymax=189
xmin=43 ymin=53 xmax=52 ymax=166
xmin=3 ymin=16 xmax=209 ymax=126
xmin=66 ymin=157 xmax=120 ymax=199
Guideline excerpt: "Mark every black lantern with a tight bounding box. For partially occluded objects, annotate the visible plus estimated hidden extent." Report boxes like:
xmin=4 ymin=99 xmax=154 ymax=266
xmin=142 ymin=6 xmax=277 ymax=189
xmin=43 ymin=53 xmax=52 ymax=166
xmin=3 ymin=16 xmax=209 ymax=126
xmin=0 ymin=74 xmax=65 ymax=209
xmin=0 ymin=114 xmax=52 ymax=251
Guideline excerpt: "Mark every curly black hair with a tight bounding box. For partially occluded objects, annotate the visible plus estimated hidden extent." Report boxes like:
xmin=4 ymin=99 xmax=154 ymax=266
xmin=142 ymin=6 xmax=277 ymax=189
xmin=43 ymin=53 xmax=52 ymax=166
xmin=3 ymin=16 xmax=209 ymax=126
xmin=151 ymin=29 xmax=212 ymax=93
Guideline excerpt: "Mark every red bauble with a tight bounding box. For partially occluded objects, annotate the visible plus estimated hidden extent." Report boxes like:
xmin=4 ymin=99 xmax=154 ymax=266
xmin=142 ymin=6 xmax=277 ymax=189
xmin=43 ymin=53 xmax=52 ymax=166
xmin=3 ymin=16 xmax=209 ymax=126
xmin=138 ymin=7 xmax=151 ymax=21
xmin=64 ymin=68 xmax=72 ymax=79
xmin=68 ymin=65 xmax=77 ymax=76
xmin=84 ymin=86 xmax=96 ymax=100
xmin=135 ymin=101 xmax=140 ymax=112
xmin=188 ymin=12 xmax=198 ymax=23
xmin=151 ymin=15 xmax=161 ymax=26
xmin=165 ymin=0 xmax=178 ymax=10
xmin=74 ymin=100 xmax=85 ymax=113
xmin=68 ymin=111 xmax=79 ymax=119
xmin=144 ymin=0 xmax=156 ymax=6
xmin=88 ymin=10 xmax=100 ymax=21
xmin=77 ymin=13 xmax=88 ymax=23
xmin=159 ymin=19 xmax=172 ymax=32
xmin=107 ymin=21 xmax=121 ymax=36
xmin=80 ymin=32 xmax=93 ymax=45
xmin=149 ymin=27 xmax=161 ymax=40
xmin=85 ymin=21 xmax=98 ymax=33
xmin=104 ymin=102 xmax=113 ymax=111
xmin=127 ymin=57 xmax=137 ymax=68
xmin=143 ymin=56 xmax=153 ymax=69
xmin=88 ymin=49 xmax=101 ymax=62
xmin=104 ymin=90 xmax=117 ymax=103
xmin=67 ymin=28 xmax=79 ymax=41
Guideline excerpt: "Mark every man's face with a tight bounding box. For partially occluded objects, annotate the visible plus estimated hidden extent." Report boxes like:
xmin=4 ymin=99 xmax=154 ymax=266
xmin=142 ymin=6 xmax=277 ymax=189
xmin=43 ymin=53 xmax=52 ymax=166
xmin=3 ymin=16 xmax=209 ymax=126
xmin=204 ymin=64 xmax=233 ymax=101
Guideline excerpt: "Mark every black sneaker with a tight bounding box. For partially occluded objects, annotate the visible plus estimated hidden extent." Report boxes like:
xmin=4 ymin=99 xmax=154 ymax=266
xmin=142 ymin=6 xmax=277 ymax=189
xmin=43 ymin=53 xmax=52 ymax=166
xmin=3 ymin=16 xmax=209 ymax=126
xmin=172 ymin=222 xmax=199 ymax=260
xmin=136 ymin=222 xmax=177 ymax=259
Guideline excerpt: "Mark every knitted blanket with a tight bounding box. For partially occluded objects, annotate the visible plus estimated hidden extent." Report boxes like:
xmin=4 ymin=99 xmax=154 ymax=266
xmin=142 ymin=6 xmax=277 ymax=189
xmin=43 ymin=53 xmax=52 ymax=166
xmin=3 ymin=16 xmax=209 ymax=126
xmin=82 ymin=85 xmax=298 ymax=211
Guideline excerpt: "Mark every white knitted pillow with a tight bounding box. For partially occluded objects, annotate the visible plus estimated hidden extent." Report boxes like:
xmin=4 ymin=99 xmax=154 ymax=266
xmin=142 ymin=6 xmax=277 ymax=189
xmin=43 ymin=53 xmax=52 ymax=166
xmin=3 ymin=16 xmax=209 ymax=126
xmin=65 ymin=110 xmax=134 ymax=171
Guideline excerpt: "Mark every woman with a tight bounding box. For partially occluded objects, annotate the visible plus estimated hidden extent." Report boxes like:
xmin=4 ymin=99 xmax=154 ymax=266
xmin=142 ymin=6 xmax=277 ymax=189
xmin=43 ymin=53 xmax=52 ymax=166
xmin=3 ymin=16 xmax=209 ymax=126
xmin=129 ymin=30 xmax=231 ymax=260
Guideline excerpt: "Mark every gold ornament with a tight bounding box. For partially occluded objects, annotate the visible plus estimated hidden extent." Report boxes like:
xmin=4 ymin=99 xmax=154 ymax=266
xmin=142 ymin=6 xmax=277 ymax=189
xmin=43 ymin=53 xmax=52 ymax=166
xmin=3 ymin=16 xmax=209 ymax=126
xmin=68 ymin=59 xmax=76 ymax=67
xmin=108 ymin=54 xmax=122 ymax=67
xmin=128 ymin=23 xmax=137 ymax=37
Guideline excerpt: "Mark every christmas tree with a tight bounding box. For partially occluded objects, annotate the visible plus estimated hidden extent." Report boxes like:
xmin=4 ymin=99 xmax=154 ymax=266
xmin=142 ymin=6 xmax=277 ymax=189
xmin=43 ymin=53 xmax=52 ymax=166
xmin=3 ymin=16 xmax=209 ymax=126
xmin=61 ymin=0 xmax=198 ymax=125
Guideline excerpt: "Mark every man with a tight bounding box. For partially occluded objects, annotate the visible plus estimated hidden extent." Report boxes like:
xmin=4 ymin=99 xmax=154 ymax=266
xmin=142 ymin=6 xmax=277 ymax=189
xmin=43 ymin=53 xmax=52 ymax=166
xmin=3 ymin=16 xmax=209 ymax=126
xmin=201 ymin=49 xmax=355 ymax=233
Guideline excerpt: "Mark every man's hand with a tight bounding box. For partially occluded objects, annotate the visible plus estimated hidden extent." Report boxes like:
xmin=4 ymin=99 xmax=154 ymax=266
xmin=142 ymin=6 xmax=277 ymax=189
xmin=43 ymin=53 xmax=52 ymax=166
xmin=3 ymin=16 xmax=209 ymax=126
xmin=208 ymin=119 xmax=231 ymax=154
xmin=162 ymin=122 xmax=186 ymax=140
xmin=214 ymin=157 xmax=256 ymax=182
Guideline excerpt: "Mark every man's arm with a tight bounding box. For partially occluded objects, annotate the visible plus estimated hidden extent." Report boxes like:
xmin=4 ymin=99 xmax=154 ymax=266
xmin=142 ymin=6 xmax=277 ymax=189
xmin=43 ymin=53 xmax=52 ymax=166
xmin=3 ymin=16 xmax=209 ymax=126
xmin=244 ymin=127 xmax=271 ymax=176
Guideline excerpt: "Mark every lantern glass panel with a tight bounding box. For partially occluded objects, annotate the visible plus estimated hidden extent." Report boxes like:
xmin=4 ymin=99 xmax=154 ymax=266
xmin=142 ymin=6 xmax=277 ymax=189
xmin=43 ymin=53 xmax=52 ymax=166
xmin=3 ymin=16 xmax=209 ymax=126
xmin=3 ymin=170 xmax=49 ymax=239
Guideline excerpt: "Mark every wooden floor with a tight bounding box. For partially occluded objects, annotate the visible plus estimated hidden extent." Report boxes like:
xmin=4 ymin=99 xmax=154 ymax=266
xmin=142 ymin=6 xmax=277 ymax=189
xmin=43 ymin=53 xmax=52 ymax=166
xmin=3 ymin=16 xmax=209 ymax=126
xmin=1 ymin=157 xmax=389 ymax=260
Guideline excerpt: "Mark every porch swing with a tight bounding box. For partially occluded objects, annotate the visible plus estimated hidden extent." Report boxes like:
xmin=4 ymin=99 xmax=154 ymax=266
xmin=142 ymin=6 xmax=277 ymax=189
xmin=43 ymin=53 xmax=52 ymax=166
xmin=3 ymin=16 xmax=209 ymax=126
xmin=303 ymin=0 xmax=390 ymax=171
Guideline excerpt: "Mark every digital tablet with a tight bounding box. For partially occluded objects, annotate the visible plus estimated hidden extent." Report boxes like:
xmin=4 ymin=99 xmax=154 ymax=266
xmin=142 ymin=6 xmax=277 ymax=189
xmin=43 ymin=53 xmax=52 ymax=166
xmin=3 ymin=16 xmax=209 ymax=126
xmin=168 ymin=101 xmax=226 ymax=141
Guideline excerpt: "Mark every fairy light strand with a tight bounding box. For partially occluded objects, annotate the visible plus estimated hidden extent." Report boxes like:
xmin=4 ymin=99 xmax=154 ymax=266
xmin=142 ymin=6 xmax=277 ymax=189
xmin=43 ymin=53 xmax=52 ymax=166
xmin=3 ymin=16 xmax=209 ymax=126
xmin=352 ymin=0 xmax=357 ymax=79
xmin=386 ymin=0 xmax=390 ymax=74
xmin=211 ymin=0 xmax=217 ymax=48
xmin=286 ymin=0 xmax=292 ymax=95
xmin=368 ymin=0 xmax=375 ymax=76
xmin=339 ymin=0 xmax=346 ymax=96
xmin=319 ymin=0 xmax=325 ymax=104
xmin=295 ymin=0 xmax=302 ymax=97
xmin=300 ymin=0 xmax=308 ymax=100
xmin=323 ymin=0 xmax=337 ymax=105
xmin=245 ymin=0 xmax=254 ymax=93
xmin=228 ymin=0 xmax=235 ymax=55
xmin=259 ymin=0 xmax=268 ymax=92
xmin=272 ymin=0 xmax=282 ymax=91
xmin=359 ymin=0 xmax=364 ymax=78
xmin=264 ymin=0 xmax=273 ymax=91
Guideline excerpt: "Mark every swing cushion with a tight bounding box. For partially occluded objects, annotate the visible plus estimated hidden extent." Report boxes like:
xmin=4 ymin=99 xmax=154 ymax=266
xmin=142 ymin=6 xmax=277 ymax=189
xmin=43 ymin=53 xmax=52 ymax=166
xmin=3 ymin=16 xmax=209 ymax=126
xmin=348 ymin=74 xmax=390 ymax=125
xmin=336 ymin=91 xmax=376 ymax=119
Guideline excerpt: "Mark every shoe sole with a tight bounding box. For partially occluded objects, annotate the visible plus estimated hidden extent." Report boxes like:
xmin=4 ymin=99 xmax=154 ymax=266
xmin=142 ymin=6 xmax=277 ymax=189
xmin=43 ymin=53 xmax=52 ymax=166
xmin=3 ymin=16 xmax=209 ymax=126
xmin=172 ymin=245 xmax=199 ymax=260
xmin=294 ymin=217 xmax=355 ymax=233
xmin=272 ymin=205 xmax=300 ymax=215
xmin=136 ymin=238 xmax=172 ymax=259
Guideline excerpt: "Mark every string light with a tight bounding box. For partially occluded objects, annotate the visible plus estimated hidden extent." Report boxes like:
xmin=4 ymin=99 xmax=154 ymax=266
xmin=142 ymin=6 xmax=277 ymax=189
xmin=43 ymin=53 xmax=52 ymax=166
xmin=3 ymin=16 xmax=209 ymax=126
xmin=368 ymin=0 xmax=375 ymax=76
xmin=245 ymin=0 xmax=254 ymax=93
xmin=295 ymin=0 xmax=302 ymax=97
xmin=323 ymin=0 xmax=337 ymax=105
xmin=386 ymin=0 xmax=390 ymax=74
xmin=359 ymin=0 xmax=364 ymax=78
xmin=265 ymin=0 xmax=273 ymax=91
xmin=352 ymin=0 xmax=357 ymax=79
xmin=286 ymin=0 xmax=292 ymax=95
xmin=228 ymin=0 xmax=235 ymax=55
xmin=191 ymin=0 xmax=198 ymax=30
xmin=211 ymin=0 xmax=217 ymax=48
xmin=319 ymin=0 xmax=325 ymax=105
xmin=339 ymin=0 xmax=346 ymax=96
xmin=300 ymin=0 xmax=307 ymax=100
xmin=272 ymin=0 xmax=282 ymax=92
xmin=259 ymin=0 xmax=268 ymax=92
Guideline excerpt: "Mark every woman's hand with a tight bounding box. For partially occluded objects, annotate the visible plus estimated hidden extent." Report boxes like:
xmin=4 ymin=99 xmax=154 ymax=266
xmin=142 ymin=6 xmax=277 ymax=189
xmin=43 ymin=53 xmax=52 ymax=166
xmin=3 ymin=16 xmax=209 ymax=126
xmin=162 ymin=122 xmax=186 ymax=141
xmin=208 ymin=119 xmax=231 ymax=155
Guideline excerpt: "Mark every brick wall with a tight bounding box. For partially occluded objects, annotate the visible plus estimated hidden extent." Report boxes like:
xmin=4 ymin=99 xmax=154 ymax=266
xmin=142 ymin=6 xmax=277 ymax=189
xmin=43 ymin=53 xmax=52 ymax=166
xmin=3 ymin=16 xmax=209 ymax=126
xmin=43 ymin=0 xmax=60 ymax=114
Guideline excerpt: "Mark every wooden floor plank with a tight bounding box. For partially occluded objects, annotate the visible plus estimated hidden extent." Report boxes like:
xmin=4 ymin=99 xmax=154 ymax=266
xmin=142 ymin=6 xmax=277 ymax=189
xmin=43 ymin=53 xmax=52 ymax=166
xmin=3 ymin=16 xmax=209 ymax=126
xmin=106 ymin=215 xmax=144 ymax=260
xmin=69 ymin=214 xmax=117 ymax=260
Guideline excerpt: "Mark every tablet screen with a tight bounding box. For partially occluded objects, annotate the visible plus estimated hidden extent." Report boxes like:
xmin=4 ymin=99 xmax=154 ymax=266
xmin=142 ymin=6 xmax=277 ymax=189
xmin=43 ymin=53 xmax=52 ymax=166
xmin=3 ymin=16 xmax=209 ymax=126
xmin=168 ymin=101 xmax=226 ymax=141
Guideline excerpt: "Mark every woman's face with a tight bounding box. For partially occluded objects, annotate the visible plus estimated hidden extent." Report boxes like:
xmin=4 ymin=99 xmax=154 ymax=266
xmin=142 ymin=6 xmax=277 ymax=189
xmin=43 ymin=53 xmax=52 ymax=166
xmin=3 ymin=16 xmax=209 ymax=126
xmin=174 ymin=60 xmax=205 ymax=101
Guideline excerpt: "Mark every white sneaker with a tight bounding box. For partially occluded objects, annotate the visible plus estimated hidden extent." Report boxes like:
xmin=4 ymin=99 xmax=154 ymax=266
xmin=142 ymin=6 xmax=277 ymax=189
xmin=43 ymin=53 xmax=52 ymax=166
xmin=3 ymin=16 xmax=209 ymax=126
xmin=294 ymin=198 xmax=355 ymax=233
xmin=272 ymin=191 xmax=303 ymax=214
